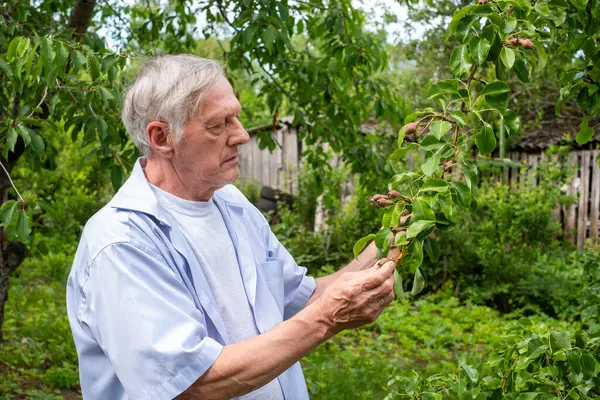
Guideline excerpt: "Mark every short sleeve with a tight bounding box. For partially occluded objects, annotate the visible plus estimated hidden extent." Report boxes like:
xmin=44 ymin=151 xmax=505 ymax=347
xmin=77 ymin=242 xmax=223 ymax=400
xmin=266 ymin=231 xmax=316 ymax=320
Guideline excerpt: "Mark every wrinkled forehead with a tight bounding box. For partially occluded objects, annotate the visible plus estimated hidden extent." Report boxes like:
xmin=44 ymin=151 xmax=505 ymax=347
xmin=199 ymin=79 xmax=241 ymax=119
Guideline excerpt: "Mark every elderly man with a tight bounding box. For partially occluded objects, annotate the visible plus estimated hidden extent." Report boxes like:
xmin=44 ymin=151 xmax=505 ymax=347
xmin=66 ymin=54 xmax=395 ymax=400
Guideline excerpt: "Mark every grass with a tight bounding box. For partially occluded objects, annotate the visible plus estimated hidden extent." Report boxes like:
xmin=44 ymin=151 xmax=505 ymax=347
xmin=0 ymin=256 xmax=570 ymax=400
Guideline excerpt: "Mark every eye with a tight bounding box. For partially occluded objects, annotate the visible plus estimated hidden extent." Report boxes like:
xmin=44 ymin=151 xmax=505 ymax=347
xmin=209 ymin=121 xmax=227 ymax=134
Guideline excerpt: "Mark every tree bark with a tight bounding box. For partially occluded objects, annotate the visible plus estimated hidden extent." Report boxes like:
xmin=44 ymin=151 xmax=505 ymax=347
xmin=0 ymin=155 xmax=27 ymax=342
xmin=68 ymin=0 xmax=97 ymax=38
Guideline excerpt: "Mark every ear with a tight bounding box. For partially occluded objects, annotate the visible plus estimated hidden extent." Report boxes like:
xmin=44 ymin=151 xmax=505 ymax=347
xmin=146 ymin=121 xmax=174 ymax=157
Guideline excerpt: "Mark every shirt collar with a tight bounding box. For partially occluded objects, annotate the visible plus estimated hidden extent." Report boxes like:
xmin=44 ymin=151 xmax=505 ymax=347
xmin=110 ymin=158 xmax=242 ymax=226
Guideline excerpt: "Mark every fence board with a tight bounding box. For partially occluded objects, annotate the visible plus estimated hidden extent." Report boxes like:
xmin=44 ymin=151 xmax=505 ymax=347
xmin=564 ymin=152 xmax=579 ymax=243
xmin=591 ymin=150 xmax=600 ymax=244
xmin=577 ymin=151 xmax=591 ymax=248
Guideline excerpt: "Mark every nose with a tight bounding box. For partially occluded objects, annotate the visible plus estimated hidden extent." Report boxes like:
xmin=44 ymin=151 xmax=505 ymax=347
xmin=229 ymin=118 xmax=250 ymax=147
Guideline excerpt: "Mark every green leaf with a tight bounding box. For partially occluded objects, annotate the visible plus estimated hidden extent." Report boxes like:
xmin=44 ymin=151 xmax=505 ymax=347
xmin=500 ymin=47 xmax=515 ymax=69
xmin=581 ymin=352 xmax=596 ymax=380
xmin=452 ymin=181 xmax=471 ymax=206
xmin=576 ymin=117 xmax=595 ymax=144
xmin=475 ymin=123 xmax=496 ymax=154
xmin=407 ymin=220 xmax=435 ymax=239
xmin=353 ymin=233 xmax=376 ymax=259
xmin=550 ymin=331 xmax=571 ymax=352
xmin=99 ymin=87 xmax=115 ymax=102
xmin=14 ymin=208 xmax=31 ymax=242
xmin=403 ymin=240 xmax=423 ymax=273
xmin=262 ymin=26 xmax=277 ymax=53
xmin=410 ymin=267 xmax=425 ymax=295
xmin=6 ymin=128 xmax=18 ymax=153
xmin=421 ymin=154 xmax=439 ymax=177
xmin=398 ymin=125 xmax=406 ymax=147
xmin=15 ymin=125 xmax=31 ymax=146
xmin=503 ymin=16 xmax=517 ymax=33
xmin=427 ymin=80 xmax=458 ymax=99
xmin=569 ymin=0 xmax=587 ymax=10
xmin=110 ymin=165 xmax=124 ymax=192
xmin=423 ymin=237 xmax=440 ymax=263
xmin=450 ymin=45 xmax=473 ymax=77
xmin=54 ymin=41 xmax=68 ymax=77
xmin=461 ymin=364 xmax=478 ymax=383
xmin=513 ymin=58 xmax=531 ymax=83
xmin=7 ymin=37 xmax=21 ymax=62
xmin=0 ymin=200 xmax=17 ymax=226
xmin=41 ymin=38 xmax=55 ymax=73
xmin=451 ymin=110 xmax=467 ymax=127
xmin=420 ymin=136 xmax=443 ymax=152
xmin=515 ymin=393 xmax=539 ymax=400
xmin=482 ymin=81 xmax=510 ymax=96
xmin=29 ymin=132 xmax=45 ymax=158
xmin=430 ymin=121 xmax=452 ymax=140
xmin=534 ymin=41 xmax=547 ymax=72
xmin=482 ymin=81 xmax=510 ymax=110
xmin=391 ymin=204 xmax=404 ymax=226
xmin=503 ymin=109 xmax=520 ymax=135
xmin=469 ymin=37 xmax=491 ymax=65
xmin=0 ymin=58 xmax=12 ymax=77
xmin=421 ymin=179 xmax=449 ymax=193
xmin=389 ymin=143 xmax=417 ymax=162
xmin=413 ymin=199 xmax=436 ymax=221
xmin=395 ymin=231 xmax=409 ymax=246
xmin=447 ymin=5 xmax=477 ymax=39
xmin=460 ymin=160 xmax=478 ymax=189
xmin=72 ymin=50 xmax=86 ymax=73
xmin=87 ymin=53 xmax=101 ymax=81
xmin=393 ymin=269 xmax=405 ymax=300
xmin=375 ymin=228 xmax=391 ymax=250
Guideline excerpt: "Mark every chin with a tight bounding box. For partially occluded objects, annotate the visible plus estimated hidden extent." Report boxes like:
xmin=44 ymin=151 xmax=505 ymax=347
xmin=221 ymin=167 xmax=240 ymax=185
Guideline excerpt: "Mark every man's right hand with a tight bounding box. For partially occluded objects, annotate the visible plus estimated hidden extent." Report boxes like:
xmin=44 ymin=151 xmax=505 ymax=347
xmin=310 ymin=260 xmax=396 ymax=335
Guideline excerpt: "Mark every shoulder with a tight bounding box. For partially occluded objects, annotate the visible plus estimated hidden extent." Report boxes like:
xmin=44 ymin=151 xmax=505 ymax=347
xmin=72 ymin=203 xmax=163 ymax=276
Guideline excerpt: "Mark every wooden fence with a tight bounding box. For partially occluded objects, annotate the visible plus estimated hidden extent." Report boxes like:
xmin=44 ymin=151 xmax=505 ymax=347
xmin=239 ymin=126 xmax=599 ymax=248
xmin=239 ymin=125 xmax=301 ymax=195
xmin=499 ymin=150 xmax=600 ymax=248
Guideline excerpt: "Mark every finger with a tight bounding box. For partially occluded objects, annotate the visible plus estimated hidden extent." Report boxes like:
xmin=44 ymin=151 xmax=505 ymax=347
xmin=383 ymin=290 xmax=395 ymax=305
xmin=362 ymin=261 xmax=394 ymax=291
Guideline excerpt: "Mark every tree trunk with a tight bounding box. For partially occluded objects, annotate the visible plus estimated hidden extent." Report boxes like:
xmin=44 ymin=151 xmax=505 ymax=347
xmin=0 ymin=156 xmax=28 ymax=342
xmin=68 ymin=0 xmax=97 ymax=38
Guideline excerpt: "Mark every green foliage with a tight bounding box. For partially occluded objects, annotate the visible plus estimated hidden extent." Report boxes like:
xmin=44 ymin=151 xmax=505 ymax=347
xmin=429 ymin=158 xmax=584 ymax=317
xmin=385 ymin=254 xmax=600 ymax=400
xmin=273 ymin=183 xmax=380 ymax=275
xmin=303 ymin=291 xmax=568 ymax=399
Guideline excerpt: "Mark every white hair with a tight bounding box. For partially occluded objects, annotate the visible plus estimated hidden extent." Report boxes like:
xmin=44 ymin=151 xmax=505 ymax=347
xmin=122 ymin=54 xmax=225 ymax=156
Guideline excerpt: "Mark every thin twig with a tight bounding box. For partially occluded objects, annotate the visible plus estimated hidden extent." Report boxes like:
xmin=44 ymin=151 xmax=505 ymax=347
xmin=0 ymin=160 xmax=24 ymax=201
xmin=27 ymin=87 xmax=48 ymax=119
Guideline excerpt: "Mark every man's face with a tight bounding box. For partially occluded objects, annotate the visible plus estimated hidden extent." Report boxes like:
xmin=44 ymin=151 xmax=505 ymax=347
xmin=172 ymin=78 xmax=249 ymax=191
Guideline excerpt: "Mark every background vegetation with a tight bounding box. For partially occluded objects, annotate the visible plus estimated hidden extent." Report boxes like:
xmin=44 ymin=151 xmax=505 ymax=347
xmin=1 ymin=0 xmax=599 ymax=399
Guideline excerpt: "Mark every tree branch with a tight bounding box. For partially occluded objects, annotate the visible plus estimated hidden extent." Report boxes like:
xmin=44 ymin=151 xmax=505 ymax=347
xmin=68 ymin=0 xmax=97 ymax=38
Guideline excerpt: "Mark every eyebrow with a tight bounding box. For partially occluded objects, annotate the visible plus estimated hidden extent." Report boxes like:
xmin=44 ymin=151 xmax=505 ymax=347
xmin=205 ymin=105 xmax=241 ymax=124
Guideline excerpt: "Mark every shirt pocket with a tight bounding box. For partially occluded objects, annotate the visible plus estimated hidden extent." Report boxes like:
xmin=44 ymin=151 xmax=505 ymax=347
xmin=260 ymin=257 xmax=284 ymax=314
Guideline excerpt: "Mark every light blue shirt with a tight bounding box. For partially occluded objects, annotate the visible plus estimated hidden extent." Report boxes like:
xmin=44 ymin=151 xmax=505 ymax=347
xmin=66 ymin=158 xmax=316 ymax=400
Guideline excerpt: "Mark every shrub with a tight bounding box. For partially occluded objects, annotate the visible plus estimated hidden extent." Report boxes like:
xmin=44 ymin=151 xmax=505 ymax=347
xmin=429 ymin=156 xmax=582 ymax=316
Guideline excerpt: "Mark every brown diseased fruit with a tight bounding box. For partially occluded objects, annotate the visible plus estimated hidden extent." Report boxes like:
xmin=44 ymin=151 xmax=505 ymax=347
xmin=387 ymin=190 xmax=401 ymax=199
xmin=477 ymin=0 xmax=489 ymax=5
xmin=520 ymin=39 xmax=535 ymax=49
xmin=376 ymin=199 xmax=395 ymax=207
xmin=370 ymin=194 xmax=389 ymax=204
xmin=504 ymin=37 xmax=518 ymax=47
xmin=405 ymin=122 xmax=419 ymax=134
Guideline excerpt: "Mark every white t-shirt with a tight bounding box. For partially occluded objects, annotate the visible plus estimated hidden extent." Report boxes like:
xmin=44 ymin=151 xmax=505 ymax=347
xmin=150 ymin=184 xmax=284 ymax=400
